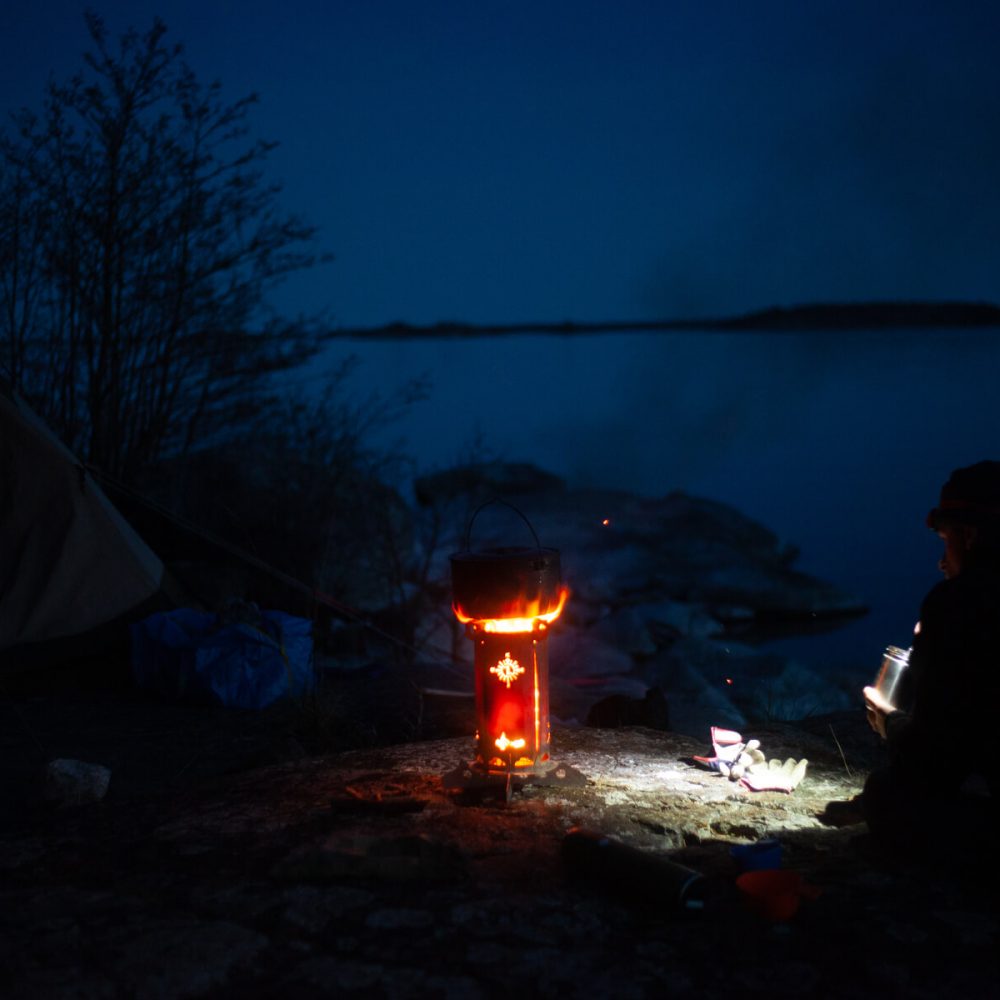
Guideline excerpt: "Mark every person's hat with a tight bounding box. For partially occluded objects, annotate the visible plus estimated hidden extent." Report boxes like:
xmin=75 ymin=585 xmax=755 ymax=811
xmin=927 ymin=460 xmax=1000 ymax=530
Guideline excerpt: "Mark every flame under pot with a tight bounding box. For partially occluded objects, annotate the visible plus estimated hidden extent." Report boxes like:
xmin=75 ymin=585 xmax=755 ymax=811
xmin=450 ymin=546 xmax=561 ymax=621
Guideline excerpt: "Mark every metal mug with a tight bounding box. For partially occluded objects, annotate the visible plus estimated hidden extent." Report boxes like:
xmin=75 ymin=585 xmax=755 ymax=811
xmin=873 ymin=645 xmax=910 ymax=710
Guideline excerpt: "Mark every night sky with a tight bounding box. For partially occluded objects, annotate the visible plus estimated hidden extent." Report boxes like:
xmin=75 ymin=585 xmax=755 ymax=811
xmin=5 ymin=3 xmax=1000 ymax=666
xmin=4 ymin=1 xmax=1000 ymax=327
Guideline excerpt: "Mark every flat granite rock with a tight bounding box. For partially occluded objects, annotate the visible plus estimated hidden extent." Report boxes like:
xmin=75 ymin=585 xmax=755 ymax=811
xmin=2 ymin=715 xmax=996 ymax=999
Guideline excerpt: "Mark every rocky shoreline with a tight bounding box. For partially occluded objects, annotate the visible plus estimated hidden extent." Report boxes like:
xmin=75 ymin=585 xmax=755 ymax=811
xmin=395 ymin=467 xmax=870 ymax=737
xmin=1 ymin=685 xmax=996 ymax=998
xmin=5 ymin=467 xmax=992 ymax=997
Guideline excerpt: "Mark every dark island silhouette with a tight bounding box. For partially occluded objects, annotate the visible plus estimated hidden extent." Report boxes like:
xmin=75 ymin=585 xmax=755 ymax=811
xmin=326 ymin=300 xmax=1000 ymax=339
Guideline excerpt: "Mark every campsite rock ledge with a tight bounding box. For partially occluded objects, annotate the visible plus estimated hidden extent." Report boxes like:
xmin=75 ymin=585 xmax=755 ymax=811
xmin=1 ymin=704 xmax=996 ymax=999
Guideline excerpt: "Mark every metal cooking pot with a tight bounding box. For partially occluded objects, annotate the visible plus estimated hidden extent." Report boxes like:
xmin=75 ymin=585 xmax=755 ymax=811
xmin=450 ymin=499 xmax=561 ymax=621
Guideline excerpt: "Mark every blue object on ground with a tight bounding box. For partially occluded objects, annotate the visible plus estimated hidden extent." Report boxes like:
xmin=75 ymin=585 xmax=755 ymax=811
xmin=130 ymin=607 xmax=313 ymax=709
xmin=730 ymin=837 xmax=783 ymax=872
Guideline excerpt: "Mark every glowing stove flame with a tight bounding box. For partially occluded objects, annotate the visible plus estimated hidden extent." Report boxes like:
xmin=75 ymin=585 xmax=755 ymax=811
xmin=495 ymin=731 xmax=526 ymax=753
xmin=453 ymin=586 xmax=569 ymax=634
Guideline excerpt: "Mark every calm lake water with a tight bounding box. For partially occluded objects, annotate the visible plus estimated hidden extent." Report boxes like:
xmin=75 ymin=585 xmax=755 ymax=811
xmin=306 ymin=326 xmax=1000 ymax=673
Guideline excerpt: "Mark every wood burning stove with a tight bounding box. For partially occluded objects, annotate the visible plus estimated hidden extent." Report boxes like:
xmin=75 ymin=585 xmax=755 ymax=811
xmin=445 ymin=501 xmax=586 ymax=799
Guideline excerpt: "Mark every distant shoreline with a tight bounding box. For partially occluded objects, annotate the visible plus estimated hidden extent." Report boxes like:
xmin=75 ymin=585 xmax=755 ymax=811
xmin=323 ymin=300 xmax=1000 ymax=339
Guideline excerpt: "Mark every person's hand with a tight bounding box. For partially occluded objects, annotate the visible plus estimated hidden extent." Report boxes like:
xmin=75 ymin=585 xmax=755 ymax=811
xmin=863 ymin=685 xmax=893 ymax=739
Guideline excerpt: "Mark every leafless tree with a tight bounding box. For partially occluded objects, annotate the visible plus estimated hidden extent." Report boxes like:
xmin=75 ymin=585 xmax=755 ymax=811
xmin=0 ymin=12 xmax=327 ymax=480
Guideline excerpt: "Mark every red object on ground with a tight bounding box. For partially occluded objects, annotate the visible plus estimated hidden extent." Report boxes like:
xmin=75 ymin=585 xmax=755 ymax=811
xmin=736 ymin=869 xmax=821 ymax=922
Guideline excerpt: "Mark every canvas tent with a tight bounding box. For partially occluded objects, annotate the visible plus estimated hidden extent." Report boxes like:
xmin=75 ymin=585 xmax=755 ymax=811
xmin=0 ymin=381 xmax=164 ymax=653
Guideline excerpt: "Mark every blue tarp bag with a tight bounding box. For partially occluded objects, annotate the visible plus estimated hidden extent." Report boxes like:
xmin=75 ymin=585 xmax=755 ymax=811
xmin=130 ymin=605 xmax=313 ymax=709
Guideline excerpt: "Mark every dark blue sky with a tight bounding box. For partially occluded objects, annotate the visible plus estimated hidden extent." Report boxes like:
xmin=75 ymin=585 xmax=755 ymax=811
xmin=4 ymin=1 xmax=999 ymax=327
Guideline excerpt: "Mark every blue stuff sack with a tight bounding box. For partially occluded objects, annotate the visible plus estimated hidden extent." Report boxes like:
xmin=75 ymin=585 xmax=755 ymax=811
xmin=130 ymin=606 xmax=313 ymax=709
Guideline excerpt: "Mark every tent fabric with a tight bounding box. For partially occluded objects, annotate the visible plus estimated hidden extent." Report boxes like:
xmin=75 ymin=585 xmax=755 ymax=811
xmin=0 ymin=383 xmax=164 ymax=651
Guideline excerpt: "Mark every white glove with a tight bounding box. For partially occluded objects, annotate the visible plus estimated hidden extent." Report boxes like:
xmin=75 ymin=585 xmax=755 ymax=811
xmin=694 ymin=729 xmax=768 ymax=781
xmin=718 ymin=739 xmax=766 ymax=781
xmin=741 ymin=757 xmax=808 ymax=792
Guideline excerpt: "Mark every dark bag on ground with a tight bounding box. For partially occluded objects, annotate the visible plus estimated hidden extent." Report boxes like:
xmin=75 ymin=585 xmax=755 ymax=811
xmin=130 ymin=606 xmax=313 ymax=709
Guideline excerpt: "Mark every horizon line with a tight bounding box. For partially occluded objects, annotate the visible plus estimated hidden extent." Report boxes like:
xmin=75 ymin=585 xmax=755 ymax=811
xmin=322 ymin=298 xmax=1000 ymax=339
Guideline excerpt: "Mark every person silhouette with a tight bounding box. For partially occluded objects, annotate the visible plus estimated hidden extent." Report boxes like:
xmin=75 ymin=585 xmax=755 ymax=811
xmin=831 ymin=462 xmax=1000 ymax=854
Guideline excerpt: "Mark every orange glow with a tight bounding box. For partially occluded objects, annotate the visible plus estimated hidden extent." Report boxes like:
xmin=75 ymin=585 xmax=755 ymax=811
xmin=490 ymin=652 xmax=524 ymax=688
xmin=602 ymin=518 xmax=610 ymax=526
xmin=454 ymin=587 xmax=569 ymax=634
xmin=495 ymin=731 xmax=526 ymax=752
xmin=533 ymin=644 xmax=540 ymax=755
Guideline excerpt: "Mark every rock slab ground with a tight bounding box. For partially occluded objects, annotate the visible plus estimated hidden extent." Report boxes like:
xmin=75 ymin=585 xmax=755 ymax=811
xmin=1 ymin=691 xmax=997 ymax=999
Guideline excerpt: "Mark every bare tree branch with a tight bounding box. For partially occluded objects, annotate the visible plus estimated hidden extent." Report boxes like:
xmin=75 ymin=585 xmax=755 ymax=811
xmin=0 ymin=14 xmax=328 ymax=480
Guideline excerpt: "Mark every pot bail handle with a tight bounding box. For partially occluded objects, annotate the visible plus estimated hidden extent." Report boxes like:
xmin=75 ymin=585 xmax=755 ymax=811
xmin=463 ymin=498 xmax=543 ymax=554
